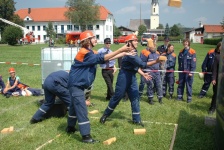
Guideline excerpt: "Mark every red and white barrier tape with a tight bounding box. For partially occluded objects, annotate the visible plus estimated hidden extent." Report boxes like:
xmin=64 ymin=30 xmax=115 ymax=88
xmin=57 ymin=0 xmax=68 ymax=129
xmin=0 ymin=62 xmax=212 ymax=75
xmin=0 ymin=62 xmax=41 ymax=66
xmin=143 ymin=69 xmax=212 ymax=74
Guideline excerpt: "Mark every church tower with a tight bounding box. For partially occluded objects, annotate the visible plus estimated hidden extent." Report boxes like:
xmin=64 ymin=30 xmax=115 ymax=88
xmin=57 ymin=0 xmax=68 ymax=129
xmin=150 ymin=0 xmax=159 ymax=29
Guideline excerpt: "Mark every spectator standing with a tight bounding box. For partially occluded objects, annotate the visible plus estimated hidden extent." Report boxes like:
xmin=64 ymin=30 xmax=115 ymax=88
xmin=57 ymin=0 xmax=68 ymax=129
xmin=98 ymin=38 xmax=117 ymax=100
xmin=208 ymin=42 xmax=221 ymax=114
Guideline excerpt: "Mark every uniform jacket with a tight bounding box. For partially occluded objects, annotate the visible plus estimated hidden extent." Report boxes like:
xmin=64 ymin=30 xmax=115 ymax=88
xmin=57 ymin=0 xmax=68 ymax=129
xmin=201 ymin=49 xmax=215 ymax=72
xmin=68 ymin=48 xmax=105 ymax=89
xmin=47 ymin=70 xmax=69 ymax=88
xmin=166 ymin=52 xmax=176 ymax=70
xmin=178 ymin=48 xmax=196 ymax=72
xmin=121 ymin=49 xmax=147 ymax=73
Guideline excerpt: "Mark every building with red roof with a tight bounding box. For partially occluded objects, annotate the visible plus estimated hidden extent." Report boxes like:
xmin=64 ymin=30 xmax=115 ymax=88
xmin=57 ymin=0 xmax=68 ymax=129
xmin=15 ymin=6 xmax=114 ymax=43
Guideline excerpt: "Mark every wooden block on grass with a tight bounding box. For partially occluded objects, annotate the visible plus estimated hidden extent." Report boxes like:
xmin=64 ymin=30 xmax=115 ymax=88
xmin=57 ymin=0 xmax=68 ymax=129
xmin=1 ymin=128 xmax=9 ymax=133
xmin=89 ymin=110 xmax=99 ymax=114
xmin=8 ymin=126 xmax=14 ymax=132
xmin=168 ymin=0 xmax=182 ymax=8
xmin=134 ymin=129 xmax=146 ymax=135
xmin=103 ymin=137 xmax=116 ymax=145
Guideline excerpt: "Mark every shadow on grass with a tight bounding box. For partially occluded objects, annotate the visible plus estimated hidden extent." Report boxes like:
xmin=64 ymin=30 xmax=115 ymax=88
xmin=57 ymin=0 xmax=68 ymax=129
xmin=173 ymin=110 xmax=215 ymax=150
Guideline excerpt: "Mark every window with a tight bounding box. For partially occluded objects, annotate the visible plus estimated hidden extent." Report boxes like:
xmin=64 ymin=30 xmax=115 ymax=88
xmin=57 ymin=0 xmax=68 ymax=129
xmin=26 ymin=26 xmax=29 ymax=30
xmin=154 ymin=8 xmax=155 ymax=13
xmin=74 ymin=25 xmax=79 ymax=31
xmin=87 ymin=25 xmax=93 ymax=30
xmin=61 ymin=25 xmax=64 ymax=33
xmin=67 ymin=25 xmax=72 ymax=31
xmin=110 ymin=26 xmax=112 ymax=31
xmin=26 ymin=18 xmax=29 ymax=21
xmin=96 ymin=35 xmax=99 ymax=40
xmin=43 ymin=35 xmax=46 ymax=40
xmin=37 ymin=26 xmax=40 ymax=31
xmin=106 ymin=25 xmax=108 ymax=31
xmin=32 ymin=26 xmax=35 ymax=31
xmin=43 ymin=26 xmax=46 ymax=31
xmin=96 ymin=25 xmax=99 ymax=30
xmin=54 ymin=25 xmax=57 ymax=32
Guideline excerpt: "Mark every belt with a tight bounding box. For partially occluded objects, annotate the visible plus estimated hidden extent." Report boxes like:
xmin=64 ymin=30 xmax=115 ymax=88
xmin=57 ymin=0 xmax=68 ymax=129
xmin=102 ymin=67 xmax=114 ymax=69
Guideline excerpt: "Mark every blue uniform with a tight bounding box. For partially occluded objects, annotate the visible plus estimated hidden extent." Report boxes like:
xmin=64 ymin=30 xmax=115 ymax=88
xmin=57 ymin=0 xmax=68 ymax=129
xmin=5 ymin=76 xmax=21 ymax=95
xmin=177 ymin=48 xmax=196 ymax=102
xmin=144 ymin=50 xmax=163 ymax=101
xmin=199 ymin=49 xmax=215 ymax=97
xmin=102 ymin=50 xmax=148 ymax=123
xmin=162 ymin=51 xmax=176 ymax=97
xmin=67 ymin=48 xmax=105 ymax=136
xmin=32 ymin=70 xmax=71 ymax=121
xmin=139 ymin=48 xmax=150 ymax=97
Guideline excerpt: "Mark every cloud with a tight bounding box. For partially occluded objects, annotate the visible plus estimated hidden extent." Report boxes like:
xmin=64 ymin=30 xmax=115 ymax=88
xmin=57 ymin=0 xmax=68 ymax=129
xmin=172 ymin=7 xmax=186 ymax=14
xmin=115 ymin=6 xmax=137 ymax=14
xmin=217 ymin=0 xmax=224 ymax=4
xmin=132 ymin=0 xmax=150 ymax=4
xmin=193 ymin=17 xmax=208 ymax=24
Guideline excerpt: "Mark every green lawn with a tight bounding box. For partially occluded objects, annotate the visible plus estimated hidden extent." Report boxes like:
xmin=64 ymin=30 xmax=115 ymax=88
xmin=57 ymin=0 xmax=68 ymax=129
xmin=0 ymin=42 xmax=216 ymax=150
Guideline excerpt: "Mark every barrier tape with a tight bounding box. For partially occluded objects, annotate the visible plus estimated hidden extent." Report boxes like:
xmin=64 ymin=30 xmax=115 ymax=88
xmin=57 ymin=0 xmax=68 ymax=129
xmin=0 ymin=61 xmax=212 ymax=75
xmin=0 ymin=61 xmax=41 ymax=66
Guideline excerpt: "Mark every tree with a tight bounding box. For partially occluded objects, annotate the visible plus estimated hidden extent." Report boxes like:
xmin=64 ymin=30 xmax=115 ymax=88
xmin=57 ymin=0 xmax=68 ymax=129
xmin=157 ymin=24 xmax=164 ymax=29
xmin=65 ymin=0 xmax=100 ymax=31
xmin=164 ymin=23 xmax=170 ymax=37
xmin=11 ymin=14 xmax=24 ymax=26
xmin=45 ymin=22 xmax=56 ymax=38
xmin=2 ymin=26 xmax=23 ymax=45
xmin=138 ymin=24 xmax=147 ymax=36
xmin=0 ymin=0 xmax=17 ymax=32
xmin=113 ymin=25 xmax=121 ymax=37
xmin=170 ymin=24 xmax=180 ymax=36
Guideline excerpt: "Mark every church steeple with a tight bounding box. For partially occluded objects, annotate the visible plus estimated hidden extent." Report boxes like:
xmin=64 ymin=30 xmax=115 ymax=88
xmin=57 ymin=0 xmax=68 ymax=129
xmin=151 ymin=0 xmax=159 ymax=5
xmin=150 ymin=0 xmax=159 ymax=29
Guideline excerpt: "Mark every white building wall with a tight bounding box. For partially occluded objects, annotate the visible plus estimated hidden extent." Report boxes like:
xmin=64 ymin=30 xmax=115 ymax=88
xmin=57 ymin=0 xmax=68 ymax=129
xmin=23 ymin=15 xmax=114 ymax=43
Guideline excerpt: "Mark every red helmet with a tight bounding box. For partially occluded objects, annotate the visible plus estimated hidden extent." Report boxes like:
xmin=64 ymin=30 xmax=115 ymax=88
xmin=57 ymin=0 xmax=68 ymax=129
xmin=125 ymin=34 xmax=138 ymax=42
xmin=8 ymin=67 xmax=15 ymax=73
xmin=79 ymin=30 xmax=95 ymax=42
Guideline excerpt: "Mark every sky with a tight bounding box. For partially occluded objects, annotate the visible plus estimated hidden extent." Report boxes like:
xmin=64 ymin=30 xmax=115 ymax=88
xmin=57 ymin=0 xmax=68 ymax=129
xmin=14 ymin=0 xmax=224 ymax=28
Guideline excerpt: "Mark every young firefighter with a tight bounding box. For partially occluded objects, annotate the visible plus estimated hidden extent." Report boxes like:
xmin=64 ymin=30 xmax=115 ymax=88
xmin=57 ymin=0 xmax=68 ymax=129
xmin=144 ymin=38 xmax=164 ymax=104
xmin=198 ymin=43 xmax=220 ymax=98
xmin=100 ymin=34 xmax=163 ymax=127
xmin=3 ymin=68 xmax=21 ymax=98
xmin=162 ymin=44 xmax=176 ymax=99
xmin=66 ymin=30 xmax=133 ymax=143
xmin=177 ymin=39 xmax=196 ymax=103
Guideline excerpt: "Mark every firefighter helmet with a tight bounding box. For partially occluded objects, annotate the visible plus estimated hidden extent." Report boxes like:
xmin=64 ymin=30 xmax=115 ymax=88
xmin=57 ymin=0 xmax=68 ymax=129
xmin=8 ymin=67 xmax=15 ymax=73
xmin=79 ymin=30 xmax=95 ymax=42
xmin=125 ymin=34 xmax=138 ymax=42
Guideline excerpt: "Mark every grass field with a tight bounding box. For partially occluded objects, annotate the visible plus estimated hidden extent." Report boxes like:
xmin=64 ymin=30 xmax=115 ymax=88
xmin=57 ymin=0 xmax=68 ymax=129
xmin=0 ymin=42 xmax=216 ymax=150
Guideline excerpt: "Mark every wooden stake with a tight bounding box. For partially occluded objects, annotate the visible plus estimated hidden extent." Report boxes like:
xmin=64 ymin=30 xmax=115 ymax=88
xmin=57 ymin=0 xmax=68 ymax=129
xmin=134 ymin=129 xmax=146 ymax=135
xmin=103 ymin=137 xmax=116 ymax=145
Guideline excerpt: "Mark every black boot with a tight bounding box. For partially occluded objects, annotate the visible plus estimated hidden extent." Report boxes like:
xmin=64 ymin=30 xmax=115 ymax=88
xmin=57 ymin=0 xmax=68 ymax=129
xmin=133 ymin=121 xmax=144 ymax=127
xmin=30 ymin=118 xmax=42 ymax=124
xmin=100 ymin=115 xmax=108 ymax=124
xmin=148 ymin=98 xmax=154 ymax=105
xmin=159 ymin=98 xmax=163 ymax=104
xmin=82 ymin=134 xmax=99 ymax=143
xmin=66 ymin=126 xmax=76 ymax=134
